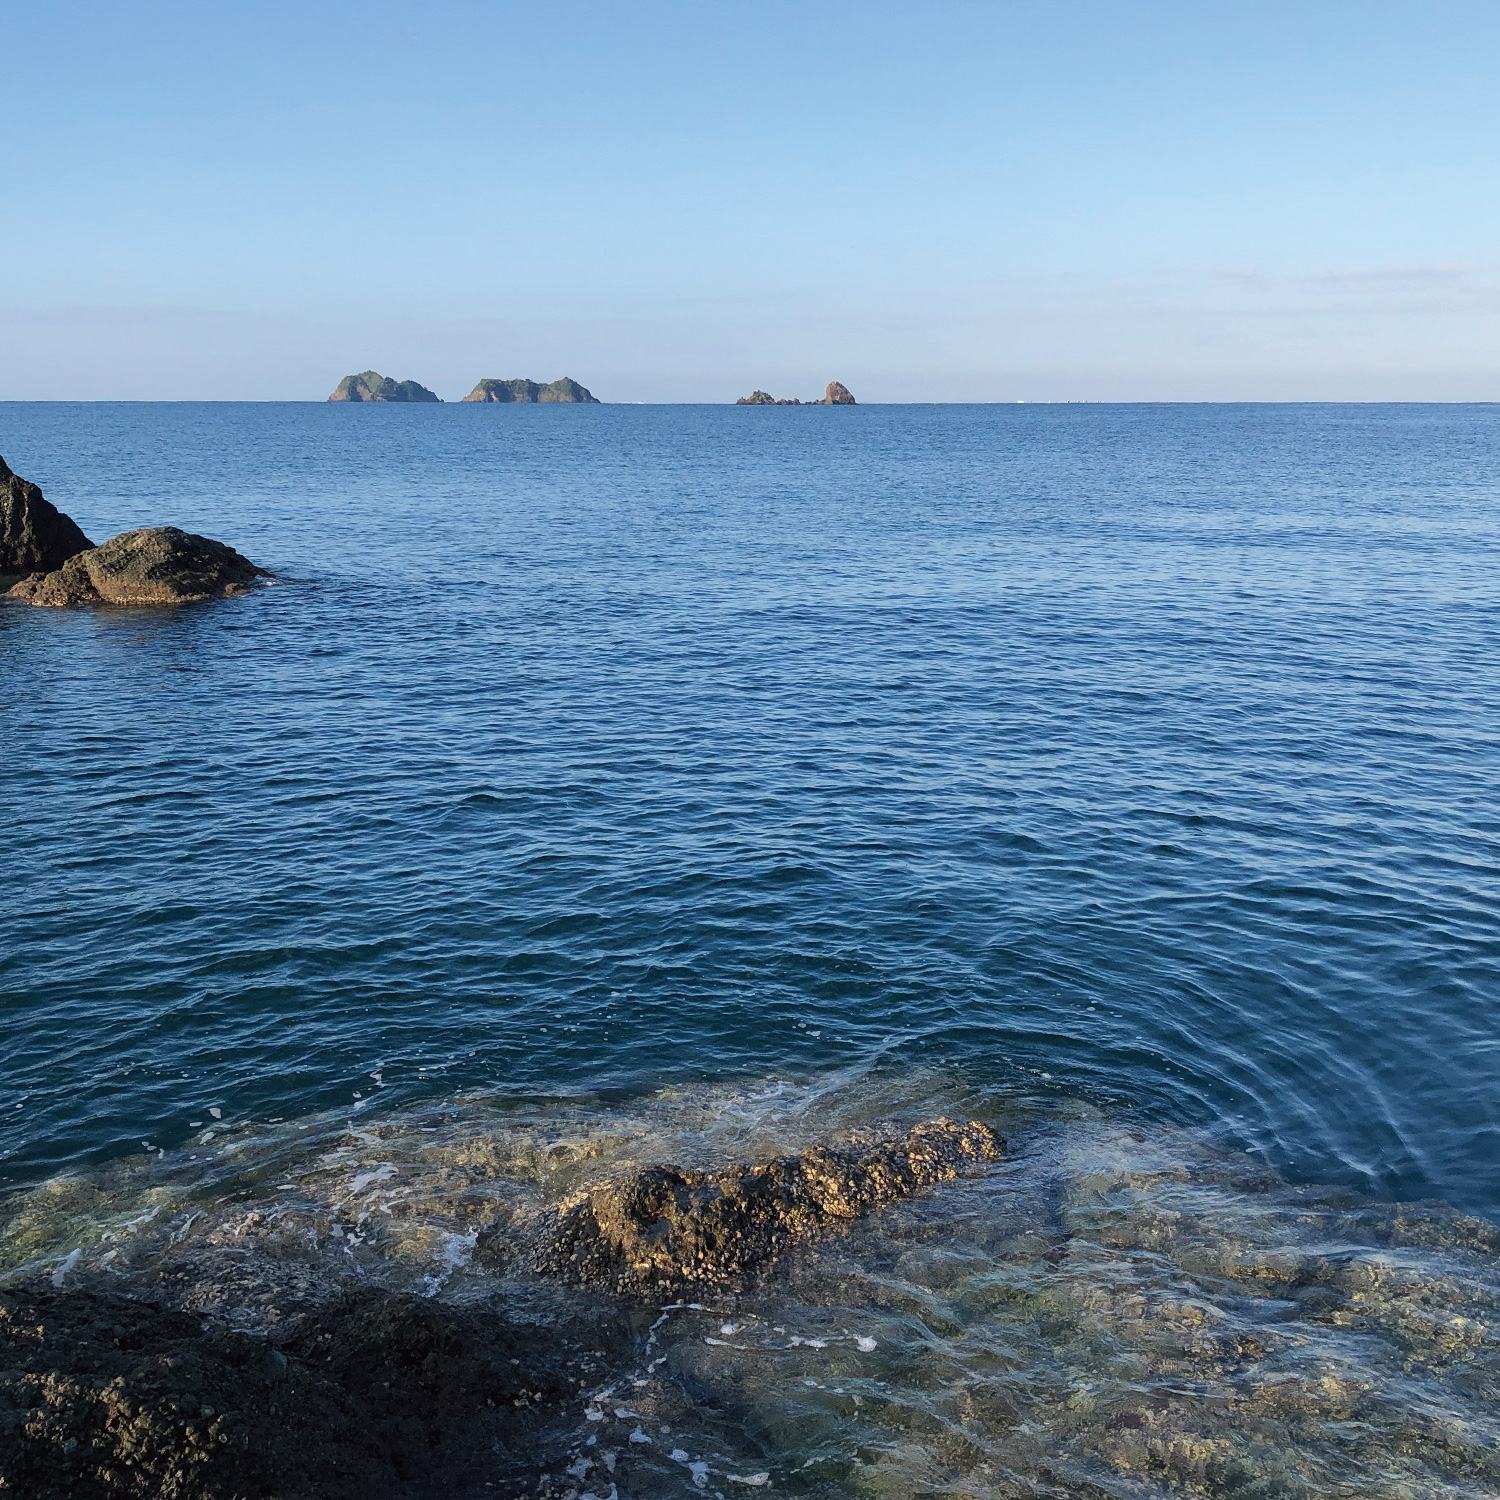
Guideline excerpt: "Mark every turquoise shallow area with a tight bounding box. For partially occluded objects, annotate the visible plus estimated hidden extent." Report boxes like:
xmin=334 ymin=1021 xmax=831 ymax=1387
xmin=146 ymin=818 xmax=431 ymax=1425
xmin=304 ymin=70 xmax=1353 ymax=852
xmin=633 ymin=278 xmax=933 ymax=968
xmin=2 ymin=402 xmax=1498 ymax=1211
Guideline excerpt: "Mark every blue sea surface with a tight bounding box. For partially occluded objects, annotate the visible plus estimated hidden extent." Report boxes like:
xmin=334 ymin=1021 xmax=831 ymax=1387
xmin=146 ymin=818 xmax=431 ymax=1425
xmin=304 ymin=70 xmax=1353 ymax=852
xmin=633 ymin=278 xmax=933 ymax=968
xmin=3 ymin=402 xmax=1498 ymax=1211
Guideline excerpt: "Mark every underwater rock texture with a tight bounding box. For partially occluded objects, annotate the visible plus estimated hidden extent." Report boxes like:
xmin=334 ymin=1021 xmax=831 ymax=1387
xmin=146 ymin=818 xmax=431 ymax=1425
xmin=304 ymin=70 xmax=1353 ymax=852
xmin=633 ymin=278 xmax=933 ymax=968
xmin=0 ymin=454 xmax=92 ymax=576
xmin=9 ymin=527 xmax=267 ymax=607
xmin=528 ymin=1117 xmax=1002 ymax=1292
xmin=5 ymin=1085 xmax=1500 ymax=1499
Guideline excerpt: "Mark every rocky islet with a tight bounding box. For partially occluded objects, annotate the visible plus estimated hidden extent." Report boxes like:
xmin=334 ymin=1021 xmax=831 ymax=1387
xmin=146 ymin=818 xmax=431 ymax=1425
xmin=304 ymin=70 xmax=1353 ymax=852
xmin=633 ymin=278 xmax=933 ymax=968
xmin=736 ymin=380 xmax=856 ymax=405
xmin=461 ymin=376 xmax=600 ymax=403
xmin=327 ymin=371 xmax=441 ymax=403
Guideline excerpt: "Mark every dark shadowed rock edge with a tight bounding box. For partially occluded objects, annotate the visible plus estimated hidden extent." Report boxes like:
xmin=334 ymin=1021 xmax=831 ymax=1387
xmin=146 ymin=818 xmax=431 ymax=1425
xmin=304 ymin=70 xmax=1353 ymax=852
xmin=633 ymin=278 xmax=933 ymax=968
xmin=0 ymin=1120 xmax=1000 ymax=1498
xmin=0 ymin=1282 xmax=632 ymax=1500
xmin=0 ymin=454 xmax=93 ymax=582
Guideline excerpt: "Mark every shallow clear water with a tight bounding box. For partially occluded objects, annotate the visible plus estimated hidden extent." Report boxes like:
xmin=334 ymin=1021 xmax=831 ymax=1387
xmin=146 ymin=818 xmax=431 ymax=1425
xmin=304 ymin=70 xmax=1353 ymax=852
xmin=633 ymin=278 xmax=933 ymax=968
xmin=5 ymin=1074 xmax=1500 ymax=1498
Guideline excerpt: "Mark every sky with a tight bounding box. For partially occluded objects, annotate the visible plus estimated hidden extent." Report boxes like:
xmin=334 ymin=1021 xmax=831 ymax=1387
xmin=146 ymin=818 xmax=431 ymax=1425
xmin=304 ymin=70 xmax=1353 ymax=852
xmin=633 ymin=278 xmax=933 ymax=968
xmin=4 ymin=1 xmax=1500 ymax=402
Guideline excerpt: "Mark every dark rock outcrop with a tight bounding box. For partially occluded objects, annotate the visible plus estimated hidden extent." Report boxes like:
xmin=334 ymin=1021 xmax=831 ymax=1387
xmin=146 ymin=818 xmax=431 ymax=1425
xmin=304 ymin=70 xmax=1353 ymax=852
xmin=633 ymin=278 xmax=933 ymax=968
xmin=0 ymin=1282 xmax=630 ymax=1500
xmin=461 ymin=376 xmax=599 ymax=404
xmin=8 ymin=527 xmax=267 ymax=607
xmin=328 ymin=371 xmax=441 ymax=402
xmin=0 ymin=454 xmax=92 ymax=576
xmin=525 ymin=1118 xmax=1001 ymax=1293
xmin=735 ymin=390 xmax=802 ymax=405
xmin=736 ymin=382 xmax=855 ymax=405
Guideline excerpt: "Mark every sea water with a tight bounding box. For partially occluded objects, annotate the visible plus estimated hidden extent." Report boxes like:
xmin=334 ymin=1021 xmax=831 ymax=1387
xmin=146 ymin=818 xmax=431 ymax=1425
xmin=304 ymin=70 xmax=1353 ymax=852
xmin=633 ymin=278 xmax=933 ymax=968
xmin=3 ymin=402 xmax=1499 ymax=1496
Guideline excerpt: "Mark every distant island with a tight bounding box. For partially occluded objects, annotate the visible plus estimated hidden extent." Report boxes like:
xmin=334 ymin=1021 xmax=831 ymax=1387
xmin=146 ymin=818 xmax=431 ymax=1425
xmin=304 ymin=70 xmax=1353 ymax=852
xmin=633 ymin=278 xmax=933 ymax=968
xmin=736 ymin=381 xmax=856 ymax=406
xmin=462 ymin=377 xmax=599 ymax=404
xmin=329 ymin=371 xmax=441 ymax=403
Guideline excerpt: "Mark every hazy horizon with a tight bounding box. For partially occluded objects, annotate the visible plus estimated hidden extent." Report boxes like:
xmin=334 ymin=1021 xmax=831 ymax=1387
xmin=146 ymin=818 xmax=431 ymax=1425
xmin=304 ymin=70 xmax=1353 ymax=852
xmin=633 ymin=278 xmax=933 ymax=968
xmin=7 ymin=1 xmax=1500 ymax=403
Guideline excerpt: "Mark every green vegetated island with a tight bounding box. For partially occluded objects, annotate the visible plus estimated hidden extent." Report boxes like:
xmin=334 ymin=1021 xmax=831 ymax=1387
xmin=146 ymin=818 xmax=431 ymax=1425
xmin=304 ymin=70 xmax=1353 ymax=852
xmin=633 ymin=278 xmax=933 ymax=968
xmin=328 ymin=372 xmax=441 ymax=403
xmin=328 ymin=371 xmax=599 ymax=403
xmin=328 ymin=372 xmax=861 ymax=404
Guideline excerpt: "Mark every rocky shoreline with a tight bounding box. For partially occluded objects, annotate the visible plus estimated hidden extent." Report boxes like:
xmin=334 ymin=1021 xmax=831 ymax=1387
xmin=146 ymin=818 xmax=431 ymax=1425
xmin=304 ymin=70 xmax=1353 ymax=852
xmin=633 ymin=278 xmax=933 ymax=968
xmin=0 ymin=1119 xmax=999 ymax=1498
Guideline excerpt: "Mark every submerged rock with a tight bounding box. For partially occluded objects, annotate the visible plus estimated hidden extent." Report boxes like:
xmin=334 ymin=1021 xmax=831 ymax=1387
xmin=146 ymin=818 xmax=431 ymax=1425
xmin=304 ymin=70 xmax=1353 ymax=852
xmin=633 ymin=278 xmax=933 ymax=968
xmin=461 ymin=377 xmax=600 ymax=404
xmin=8 ymin=527 xmax=267 ymax=607
xmin=328 ymin=370 xmax=441 ymax=402
xmin=526 ymin=1118 xmax=1002 ymax=1292
xmin=0 ymin=454 xmax=92 ymax=577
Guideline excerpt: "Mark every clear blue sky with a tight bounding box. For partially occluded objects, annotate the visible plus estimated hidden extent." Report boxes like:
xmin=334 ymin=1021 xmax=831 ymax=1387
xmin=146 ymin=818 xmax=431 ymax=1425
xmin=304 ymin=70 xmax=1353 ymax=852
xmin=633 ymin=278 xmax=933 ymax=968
xmin=5 ymin=1 xmax=1499 ymax=400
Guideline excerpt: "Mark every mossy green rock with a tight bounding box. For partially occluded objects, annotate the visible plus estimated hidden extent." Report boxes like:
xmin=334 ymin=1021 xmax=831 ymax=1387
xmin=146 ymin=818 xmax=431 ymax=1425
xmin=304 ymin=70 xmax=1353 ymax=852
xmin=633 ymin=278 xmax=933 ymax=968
xmin=328 ymin=371 xmax=441 ymax=403
xmin=461 ymin=376 xmax=599 ymax=403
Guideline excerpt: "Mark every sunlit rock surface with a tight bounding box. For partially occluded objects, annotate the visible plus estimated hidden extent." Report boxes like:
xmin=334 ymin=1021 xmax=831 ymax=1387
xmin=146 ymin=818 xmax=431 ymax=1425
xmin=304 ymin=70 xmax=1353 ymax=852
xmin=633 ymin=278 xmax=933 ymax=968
xmin=8 ymin=527 xmax=267 ymax=607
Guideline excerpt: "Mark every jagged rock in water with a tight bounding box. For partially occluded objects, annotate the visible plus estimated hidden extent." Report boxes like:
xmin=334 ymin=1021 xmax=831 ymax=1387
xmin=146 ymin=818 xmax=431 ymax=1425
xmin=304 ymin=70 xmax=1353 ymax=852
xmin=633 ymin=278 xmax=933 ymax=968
xmin=461 ymin=377 xmax=599 ymax=404
xmin=735 ymin=390 xmax=802 ymax=405
xmin=328 ymin=370 xmax=441 ymax=402
xmin=525 ymin=1118 xmax=1002 ymax=1293
xmin=8 ymin=527 xmax=267 ymax=607
xmin=736 ymin=384 xmax=854 ymax=405
xmin=0 ymin=454 xmax=92 ymax=576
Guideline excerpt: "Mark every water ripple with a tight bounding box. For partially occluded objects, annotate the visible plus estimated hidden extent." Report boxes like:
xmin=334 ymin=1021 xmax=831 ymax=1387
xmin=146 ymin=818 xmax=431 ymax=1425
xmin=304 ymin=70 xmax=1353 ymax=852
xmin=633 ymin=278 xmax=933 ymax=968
xmin=2 ymin=402 xmax=1498 ymax=1214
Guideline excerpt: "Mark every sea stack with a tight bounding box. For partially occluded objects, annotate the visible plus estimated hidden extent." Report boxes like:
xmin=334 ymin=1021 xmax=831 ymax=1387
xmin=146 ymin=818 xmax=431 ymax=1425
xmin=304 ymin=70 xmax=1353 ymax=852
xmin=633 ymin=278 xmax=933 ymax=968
xmin=461 ymin=377 xmax=599 ymax=404
xmin=735 ymin=390 xmax=802 ymax=405
xmin=817 ymin=381 xmax=856 ymax=405
xmin=329 ymin=371 xmax=441 ymax=402
xmin=0 ymin=454 xmax=93 ymax=577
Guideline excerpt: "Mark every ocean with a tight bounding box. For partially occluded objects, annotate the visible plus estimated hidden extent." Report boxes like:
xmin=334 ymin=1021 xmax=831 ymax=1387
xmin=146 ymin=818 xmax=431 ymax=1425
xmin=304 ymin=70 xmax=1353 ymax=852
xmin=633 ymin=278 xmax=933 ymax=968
xmin=4 ymin=401 xmax=1500 ymax=1497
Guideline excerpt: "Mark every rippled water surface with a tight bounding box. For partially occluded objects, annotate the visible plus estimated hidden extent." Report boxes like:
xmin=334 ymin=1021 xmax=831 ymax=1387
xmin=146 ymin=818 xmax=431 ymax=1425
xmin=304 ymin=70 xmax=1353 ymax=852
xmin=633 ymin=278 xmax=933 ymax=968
xmin=3 ymin=401 xmax=1499 ymax=1215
